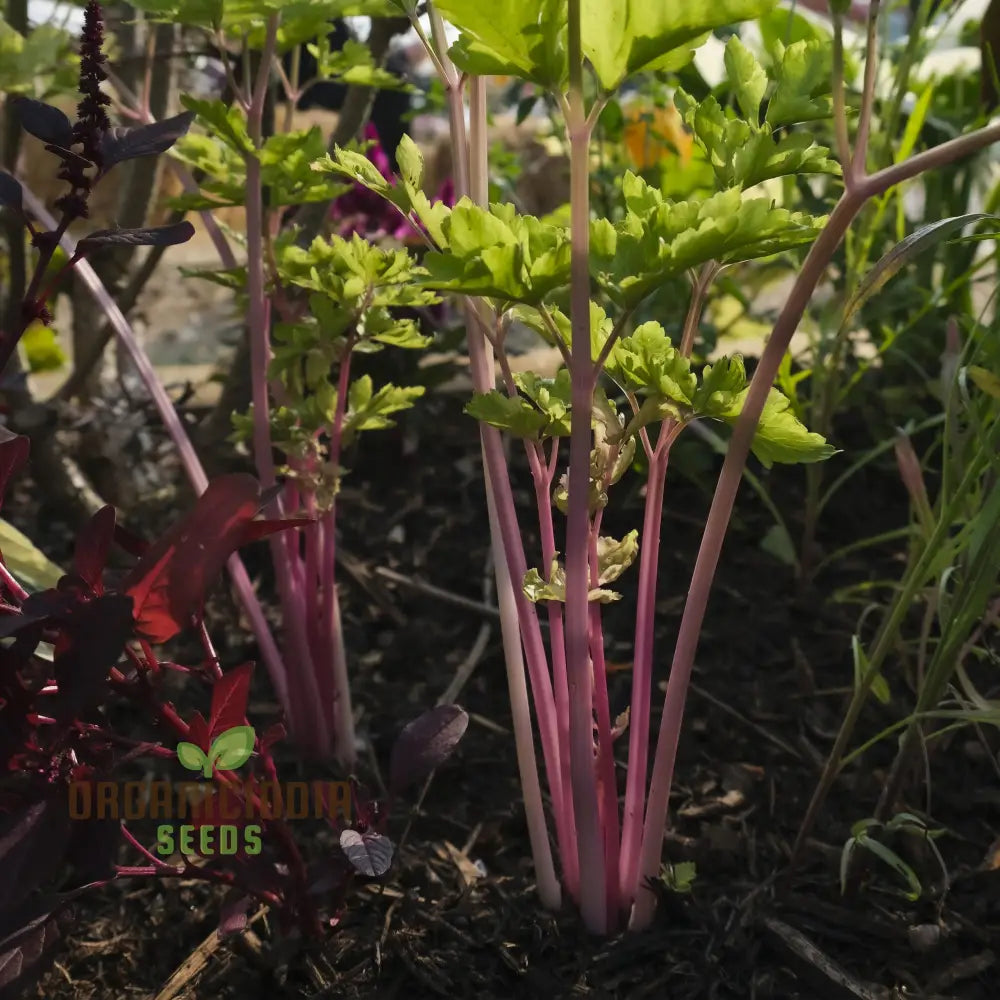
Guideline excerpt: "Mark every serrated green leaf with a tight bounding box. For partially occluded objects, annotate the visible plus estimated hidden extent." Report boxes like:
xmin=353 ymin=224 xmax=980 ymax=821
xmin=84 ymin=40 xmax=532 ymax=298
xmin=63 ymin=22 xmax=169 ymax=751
xmin=436 ymin=0 xmax=569 ymax=87
xmin=322 ymin=144 xmax=394 ymax=195
xmin=725 ymin=36 xmax=767 ymax=122
xmin=422 ymin=199 xmax=570 ymax=304
xmin=465 ymin=390 xmax=550 ymax=439
xmin=660 ymin=859 xmax=697 ymax=893
xmin=693 ymin=355 xmax=747 ymax=417
xmin=343 ymin=380 xmax=425 ymax=443
xmin=765 ymin=40 xmax=834 ymax=127
xmin=396 ymin=134 xmax=424 ymax=193
xmin=593 ymin=178 xmax=827 ymax=305
xmin=607 ymin=322 xmax=697 ymax=406
xmin=513 ymin=369 xmax=573 ymax=436
xmin=438 ymin=0 xmax=774 ymax=91
xmin=674 ymin=89 xmax=838 ymax=190
xmin=581 ymin=0 xmax=777 ymax=90
xmin=180 ymin=96 xmax=253 ymax=155
xmin=723 ymin=387 xmax=836 ymax=467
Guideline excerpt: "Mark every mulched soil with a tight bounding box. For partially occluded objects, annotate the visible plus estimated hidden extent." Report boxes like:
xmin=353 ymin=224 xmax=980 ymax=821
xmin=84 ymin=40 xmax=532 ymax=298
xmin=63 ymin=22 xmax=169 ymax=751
xmin=11 ymin=365 xmax=1000 ymax=1000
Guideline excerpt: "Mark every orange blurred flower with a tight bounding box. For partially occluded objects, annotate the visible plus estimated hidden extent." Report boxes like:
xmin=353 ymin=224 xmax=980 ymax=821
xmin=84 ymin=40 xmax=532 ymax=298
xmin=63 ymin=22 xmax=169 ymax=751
xmin=623 ymin=102 xmax=692 ymax=170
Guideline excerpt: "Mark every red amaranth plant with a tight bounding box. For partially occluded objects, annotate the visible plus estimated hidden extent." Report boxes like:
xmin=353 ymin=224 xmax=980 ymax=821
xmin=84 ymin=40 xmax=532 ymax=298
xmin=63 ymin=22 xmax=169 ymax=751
xmin=0 ymin=1 xmax=195 ymax=359
xmin=0 ymin=439 xmax=468 ymax=996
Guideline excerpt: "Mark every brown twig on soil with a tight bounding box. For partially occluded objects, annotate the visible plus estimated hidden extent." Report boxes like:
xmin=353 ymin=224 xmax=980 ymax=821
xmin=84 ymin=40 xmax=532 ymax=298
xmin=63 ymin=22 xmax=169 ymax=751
xmin=153 ymin=906 xmax=268 ymax=1000
xmin=687 ymin=681 xmax=806 ymax=762
xmin=761 ymin=916 xmax=893 ymax=1000
xmin=375 ymin=565 xmax=503 ymax=621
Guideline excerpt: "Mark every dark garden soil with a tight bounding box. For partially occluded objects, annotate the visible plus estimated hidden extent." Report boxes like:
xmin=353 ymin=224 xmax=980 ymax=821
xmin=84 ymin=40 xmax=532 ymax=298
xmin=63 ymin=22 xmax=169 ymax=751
xmin=12 ymin=371 xmax=1000 ymax=1000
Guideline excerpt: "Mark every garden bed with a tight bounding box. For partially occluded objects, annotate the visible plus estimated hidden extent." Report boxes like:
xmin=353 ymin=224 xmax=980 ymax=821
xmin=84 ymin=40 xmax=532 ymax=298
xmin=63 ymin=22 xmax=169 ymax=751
xmin=13 ymin=386 xmax=997 ymax=1000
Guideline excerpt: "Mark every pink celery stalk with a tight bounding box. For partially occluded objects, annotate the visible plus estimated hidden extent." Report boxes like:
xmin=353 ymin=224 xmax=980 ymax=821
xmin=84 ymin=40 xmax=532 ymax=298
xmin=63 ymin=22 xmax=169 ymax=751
xmin=564 ymin=0 xmax=606 ymax=934
xmin=243 ymin=14 xmax=337 ymax=760
xmin=424 ymin=11 xmax=564 ymax=906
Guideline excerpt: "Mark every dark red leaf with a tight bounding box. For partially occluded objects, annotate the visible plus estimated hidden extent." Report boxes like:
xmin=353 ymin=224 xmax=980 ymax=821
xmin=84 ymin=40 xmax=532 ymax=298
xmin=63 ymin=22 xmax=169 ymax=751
xmin=123 ymin=475 xmax=301 ymax=644
xmin=99 ymin=111 xmax=196 ymax=167
xmin=10 ymin=98 xmax=72 ymax=148
xmin=239 ymin=517 xmax=313 ymax=545
xmin=64 ymin=817 xmax=118 ymax=886
xmin=112 ymin=522 xmax=148 ymax=559
xmin=389 ymin=705 xmax=469 ymax=793
xmin=186 ymin=711 xmax=210 ymax=752
xmin=77 ymin=221 xmax=195 ymax=253
xmin=209 ymin=662 xmax=253 ymax=737
xmin=73 ymin=506 xmax=116 ymax=593
xmin=260 ymin=722 xmax=286 ymax=754
xmin=0 ymin=172 xmax=22 ymax=213
xmin=0 ymin=911 xmax=61 ymax=1000
xmin=0 ymin=800 xmax=71 ymax=914
xmin=217 ymin=892 xmax=253 ymax=938
xmin=0 ymin=428 xmax=29 ymax=512
xmin=53 ymin=595 xmax=134 ymax=721
xmin=339 ymin=829 xmax=393 ymax=877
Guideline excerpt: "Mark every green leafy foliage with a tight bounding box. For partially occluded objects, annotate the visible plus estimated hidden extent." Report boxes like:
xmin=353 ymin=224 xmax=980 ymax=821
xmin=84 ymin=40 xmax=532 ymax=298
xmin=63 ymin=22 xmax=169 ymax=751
xmin=597 ymin=321 xmax=833 ymax=465
xmin=171 ymin=106 xmax=345 ymax=209
xmin=313 ymin=138 xmax=451 ymax=246
xmin=0 ymin=21 xmax=77 ymax=96
xmin=342 ymin=376 xmax=425 ymax=445
xmin=230 ymin=235 xmax=432 ymax=502
xmin=765 ymin=37 xmax=836 ymax=127
xmin=674 ymin=38 xmax=838 ymax=191
xmin=128 ymin=0 xmax=399 ymax=33
xmin=179 ymin=96 xmax=253 ymax=155
xmin=722 ymin=386 xmax=837 ymax=467
xmin=434 ymin=0 xmax=570 ymax=88
xmin=580 ymin=0 xmax=777 ymax=90
xmin=660 ymin=860 xmax=697 ymax=894
xmin=420 ymin=199 xmax=571 ymax=305
xmin=591 ymin=174 xmax=826 ymax=307
xmin=466 ymin=369 xmax=573 ymax=439
xmin=436 ymin=0 xmax=776 ymax=91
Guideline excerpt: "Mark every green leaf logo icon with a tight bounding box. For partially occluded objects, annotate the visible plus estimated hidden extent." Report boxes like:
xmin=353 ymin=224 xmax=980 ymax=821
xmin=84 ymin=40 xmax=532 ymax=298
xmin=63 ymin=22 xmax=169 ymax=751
xmin=177 ymin=741 xmax=207 ymax=772
xmin=205 ymin=726 xmax=255 ymax=777
xmin=176 ymin=726 xmax=255 ymax=777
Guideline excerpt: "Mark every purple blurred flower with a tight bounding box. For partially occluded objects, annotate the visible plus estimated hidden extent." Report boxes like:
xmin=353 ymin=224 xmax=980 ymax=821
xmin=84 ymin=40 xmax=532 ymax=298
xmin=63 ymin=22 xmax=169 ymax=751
xmin=329 ymin=124 xmax=454 ymax=245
